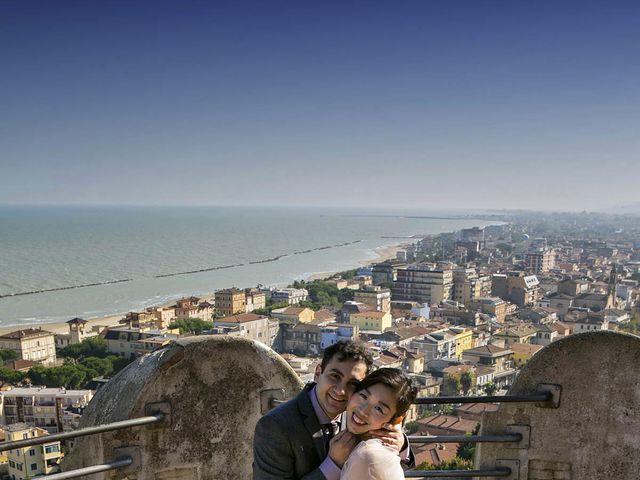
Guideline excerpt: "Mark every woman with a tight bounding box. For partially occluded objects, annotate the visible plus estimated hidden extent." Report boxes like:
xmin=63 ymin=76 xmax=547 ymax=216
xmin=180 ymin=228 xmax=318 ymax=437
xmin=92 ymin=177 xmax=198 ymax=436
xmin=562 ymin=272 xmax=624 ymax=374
xmin=340 ymin=367 xmax=417 ymax=480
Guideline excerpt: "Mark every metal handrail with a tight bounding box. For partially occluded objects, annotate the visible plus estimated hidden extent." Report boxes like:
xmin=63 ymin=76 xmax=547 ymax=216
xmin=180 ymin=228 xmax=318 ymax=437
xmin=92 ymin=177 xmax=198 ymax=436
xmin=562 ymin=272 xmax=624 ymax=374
xmin=414 ymin=392 xmax=550 ymax=404
xmin=405 ymin=467 xmax=512 ymax=477
xmin=409 ymin=433 xmax=521 ymax=444
xmin=0 ymin=414 xmax=164 ymax=452
xmin=272 ymin=391 xmax=551 ymax=408
xmin=35 ymin=456 xmax=133 ymax=480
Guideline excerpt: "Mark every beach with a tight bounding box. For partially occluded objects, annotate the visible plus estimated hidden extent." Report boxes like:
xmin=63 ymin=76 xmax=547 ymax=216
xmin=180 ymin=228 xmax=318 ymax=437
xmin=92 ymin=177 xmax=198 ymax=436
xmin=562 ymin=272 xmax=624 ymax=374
xmin=0 ymin=242 xmax=406 ymax=337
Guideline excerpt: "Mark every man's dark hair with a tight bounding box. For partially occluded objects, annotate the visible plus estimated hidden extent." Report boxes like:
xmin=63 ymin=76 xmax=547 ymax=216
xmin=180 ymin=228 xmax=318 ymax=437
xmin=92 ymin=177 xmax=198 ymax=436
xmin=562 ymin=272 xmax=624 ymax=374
xmin=320 ymin=340 xmax=373 ymax=374
xmin=355 ymin=368 xmax=418 ymax=418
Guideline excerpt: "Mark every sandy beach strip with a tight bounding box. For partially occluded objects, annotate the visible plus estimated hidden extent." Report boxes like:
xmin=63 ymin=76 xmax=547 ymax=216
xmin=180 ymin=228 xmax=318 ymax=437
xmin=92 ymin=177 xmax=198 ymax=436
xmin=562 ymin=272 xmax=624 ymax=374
xmin=305 ymin=243 xmax=405 ymax=281
xmin=0 ymin=242 xmax=408 ymax=336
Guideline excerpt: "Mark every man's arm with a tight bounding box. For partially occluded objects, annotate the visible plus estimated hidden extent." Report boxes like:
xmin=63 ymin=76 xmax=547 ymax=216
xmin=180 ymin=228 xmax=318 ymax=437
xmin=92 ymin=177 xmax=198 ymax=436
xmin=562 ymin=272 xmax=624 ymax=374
xmin=253 ymin=414 xmax=326 ymax=480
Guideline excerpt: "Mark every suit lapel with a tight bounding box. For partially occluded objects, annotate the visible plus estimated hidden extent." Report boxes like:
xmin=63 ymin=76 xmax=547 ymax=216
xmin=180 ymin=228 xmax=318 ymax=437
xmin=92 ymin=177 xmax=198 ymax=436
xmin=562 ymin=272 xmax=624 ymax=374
xmin=297 ymin=383 xmax=327 ymax=460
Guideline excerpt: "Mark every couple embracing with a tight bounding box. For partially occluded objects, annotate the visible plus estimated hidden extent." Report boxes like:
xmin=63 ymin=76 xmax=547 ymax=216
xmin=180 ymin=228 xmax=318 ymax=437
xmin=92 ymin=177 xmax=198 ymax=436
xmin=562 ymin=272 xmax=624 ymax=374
xmin=253 ymin=340 xmax=417 ymax=479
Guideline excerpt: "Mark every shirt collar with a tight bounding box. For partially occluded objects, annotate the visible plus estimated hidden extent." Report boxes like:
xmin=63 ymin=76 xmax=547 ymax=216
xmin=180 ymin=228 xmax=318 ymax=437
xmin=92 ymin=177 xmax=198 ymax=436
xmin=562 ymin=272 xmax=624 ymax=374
xmin=309 ymin=385 xmax=340 ymax=424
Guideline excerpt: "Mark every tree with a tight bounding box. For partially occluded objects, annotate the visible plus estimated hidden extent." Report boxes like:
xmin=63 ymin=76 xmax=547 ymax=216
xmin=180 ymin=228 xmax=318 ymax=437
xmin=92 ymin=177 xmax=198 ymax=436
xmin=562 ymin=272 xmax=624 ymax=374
xmin=457 ymin=424 xmax=480 ymax=461
xmin=483 ymin=382 xmax=499 ymax=396
xmin=460 ymin=370 xmax=476 ymax=396
xmin=0 ymin=349 xmax=19 ymax=362
xmin=168 ymin=317 xmax=213 ymax=335
xmin=0 ymin=367 xmax=26 ymax=388
xmin=418 ymin=457 xmax=474 ymax=471
xmin=79 ymin=356 xmax=113 ymax=378
xmin=443 ymin=373 xmax=461 ymax=395
xmin=59 ymin=336 xmax=109 ymax=362
xmin=28 ymin=365 xmax=87 ymax=389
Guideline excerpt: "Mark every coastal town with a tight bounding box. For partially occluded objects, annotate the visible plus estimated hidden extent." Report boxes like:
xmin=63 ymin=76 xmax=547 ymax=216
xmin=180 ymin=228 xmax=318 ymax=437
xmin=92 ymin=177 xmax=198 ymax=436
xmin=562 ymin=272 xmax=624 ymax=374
xmin=0 ymin=211 xmax=638 ymax=474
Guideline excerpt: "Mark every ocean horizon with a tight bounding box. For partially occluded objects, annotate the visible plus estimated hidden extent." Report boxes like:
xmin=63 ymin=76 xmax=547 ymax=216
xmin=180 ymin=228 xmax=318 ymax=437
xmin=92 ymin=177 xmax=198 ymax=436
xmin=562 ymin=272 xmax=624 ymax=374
xmin=0 ymin=205 xmax=498 ymax=328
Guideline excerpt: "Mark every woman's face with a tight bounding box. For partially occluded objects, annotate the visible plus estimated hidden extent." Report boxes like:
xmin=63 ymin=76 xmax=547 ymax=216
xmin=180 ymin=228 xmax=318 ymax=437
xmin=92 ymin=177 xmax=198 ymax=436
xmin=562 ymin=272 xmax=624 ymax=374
xmin=345 ymin=383 xmax=398 ymax=435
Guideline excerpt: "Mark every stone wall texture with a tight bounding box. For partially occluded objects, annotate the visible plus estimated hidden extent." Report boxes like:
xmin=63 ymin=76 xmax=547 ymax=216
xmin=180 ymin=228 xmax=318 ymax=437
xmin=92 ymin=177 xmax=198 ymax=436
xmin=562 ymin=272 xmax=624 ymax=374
xmin=475 ymin=331 xmax=640 ymax=479
xmin=63 ymin=336 xmax=303 ymax=479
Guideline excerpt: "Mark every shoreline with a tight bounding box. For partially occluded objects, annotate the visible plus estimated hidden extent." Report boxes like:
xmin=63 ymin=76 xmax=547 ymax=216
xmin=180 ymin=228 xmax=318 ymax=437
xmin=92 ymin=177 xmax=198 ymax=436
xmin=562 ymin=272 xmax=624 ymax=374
xmin=0 ymin=242 xmax=407 ymax=337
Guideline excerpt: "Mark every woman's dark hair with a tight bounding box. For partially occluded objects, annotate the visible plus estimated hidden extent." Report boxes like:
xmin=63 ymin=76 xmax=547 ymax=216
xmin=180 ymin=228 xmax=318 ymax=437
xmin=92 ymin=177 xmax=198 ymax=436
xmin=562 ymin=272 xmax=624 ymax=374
xmin=355 ymin=368 xmax=417 ymax=418
xmin=320 ymin=340 xmax=374 ymax=374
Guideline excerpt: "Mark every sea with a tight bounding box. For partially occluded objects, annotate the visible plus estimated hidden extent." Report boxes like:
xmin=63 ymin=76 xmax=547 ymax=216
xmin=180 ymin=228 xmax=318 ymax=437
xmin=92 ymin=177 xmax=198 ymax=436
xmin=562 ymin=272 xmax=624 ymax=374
xmin=0 ymin=205 xmax=497 ymax=328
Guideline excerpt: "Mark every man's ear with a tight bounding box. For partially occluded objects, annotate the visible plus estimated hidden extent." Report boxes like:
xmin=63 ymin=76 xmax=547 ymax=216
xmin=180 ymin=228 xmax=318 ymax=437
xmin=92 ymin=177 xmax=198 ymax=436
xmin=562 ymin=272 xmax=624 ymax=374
xmin=314 ymin=364 xmax=322 ymax=382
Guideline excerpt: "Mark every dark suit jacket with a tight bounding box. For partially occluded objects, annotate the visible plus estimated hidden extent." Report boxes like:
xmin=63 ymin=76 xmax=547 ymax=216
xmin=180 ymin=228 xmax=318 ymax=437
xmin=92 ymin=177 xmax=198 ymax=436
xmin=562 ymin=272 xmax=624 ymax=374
xmin=253 ymin=383 xmax=415 ymax=480
xmin=253 ymin=383 xmax=327 ymax=480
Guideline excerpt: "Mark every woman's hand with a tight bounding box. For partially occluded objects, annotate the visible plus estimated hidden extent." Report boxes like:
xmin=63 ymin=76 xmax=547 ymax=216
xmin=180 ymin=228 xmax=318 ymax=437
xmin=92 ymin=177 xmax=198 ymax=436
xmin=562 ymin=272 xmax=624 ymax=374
xmin=328 ymin=430 xmax=358 ymax=467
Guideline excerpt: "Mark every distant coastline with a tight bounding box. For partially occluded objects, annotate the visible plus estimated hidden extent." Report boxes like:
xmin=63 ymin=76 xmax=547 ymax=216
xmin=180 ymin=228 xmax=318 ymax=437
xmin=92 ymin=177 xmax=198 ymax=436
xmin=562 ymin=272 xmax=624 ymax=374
xmin=0 ymin=241 xmax=405 ymax=336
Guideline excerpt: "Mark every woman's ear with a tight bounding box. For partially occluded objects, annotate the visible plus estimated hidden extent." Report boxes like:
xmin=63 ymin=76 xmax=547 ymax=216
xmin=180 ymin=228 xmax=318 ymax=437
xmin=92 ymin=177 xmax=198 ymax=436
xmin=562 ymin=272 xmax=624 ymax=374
xmin=391 ymin=415 xmax=404 ymax=425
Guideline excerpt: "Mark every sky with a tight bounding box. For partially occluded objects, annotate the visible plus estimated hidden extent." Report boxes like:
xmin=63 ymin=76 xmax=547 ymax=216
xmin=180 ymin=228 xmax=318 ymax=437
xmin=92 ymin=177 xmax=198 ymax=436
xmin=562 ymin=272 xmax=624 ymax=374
xmin=1 ymin=1 xmax=639 ymax=212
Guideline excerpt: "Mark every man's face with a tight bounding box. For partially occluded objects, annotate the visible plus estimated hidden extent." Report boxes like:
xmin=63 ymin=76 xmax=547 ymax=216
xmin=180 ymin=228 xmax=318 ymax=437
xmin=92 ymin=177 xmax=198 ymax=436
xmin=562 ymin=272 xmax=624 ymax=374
xmin=314 ymin=356 xmax=368 ymax=420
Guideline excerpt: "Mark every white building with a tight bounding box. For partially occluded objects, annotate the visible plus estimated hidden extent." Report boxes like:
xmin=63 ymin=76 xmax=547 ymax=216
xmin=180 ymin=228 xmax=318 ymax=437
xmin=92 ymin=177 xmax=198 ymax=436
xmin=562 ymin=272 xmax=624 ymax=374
xmin=1 ymin=387 xmax=94 ymax=433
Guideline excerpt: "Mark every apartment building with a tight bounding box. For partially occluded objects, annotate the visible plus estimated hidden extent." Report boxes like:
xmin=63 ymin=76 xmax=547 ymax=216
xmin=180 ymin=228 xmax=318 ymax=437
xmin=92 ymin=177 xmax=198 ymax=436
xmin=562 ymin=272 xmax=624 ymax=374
xmin=353 ymin=285 xmax=391 ymax=312
xmin=270 ymin=306 xmax=315 ymax=324
xmin=214 ymin=288 xmax=246 ymax=317
xmin=525 ymin=248 xmax=556 ymax=274
xmin=469 ymin=297 xmax=508 ymax=323
xmin=453 ymin=268 xmax=492 ymax=306
xmin=213 ymin=313 xmax=276 ymax=346
xmin=244 ymin=288 xmax=266 ymax=313
xmin=0 ymin=329 xmax=56 ymax=366
xmin=5 ymin=424 xmax=63 ymax=478
xmin=371 ymin=260 xmax=406 ymax=285
xmin=270 ymin=288 xmax=309 ymax=305
xmin=0 ymin=387 xmax=93 ymax=433
xmin=491 ymin=272 xmax=540 ymax=307
xmin=392 ymin=265 xmax=454 ymax=305
xmin=349 ymin=311 xmax=393 ymax=333
xmin=174 ymin=296 xmax=213 ymax=322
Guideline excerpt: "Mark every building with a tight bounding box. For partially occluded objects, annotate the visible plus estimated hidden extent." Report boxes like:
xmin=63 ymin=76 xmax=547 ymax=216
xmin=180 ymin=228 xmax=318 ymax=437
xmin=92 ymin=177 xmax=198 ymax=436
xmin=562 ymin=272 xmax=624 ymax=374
xmin=491 ymin=272 xmax=540 ymax=307
xmin=270 ymin=306 xmax=315 ymax=324
xmin=269 ymin=288 xmax=309 ymax=305
xmin=371 ymin=260 xmax=406 ymax=285
xmin=0 ymin=329 xmax=56 ymax=366
xmin=319 ymin=324 xmax=359 ymax=350
xmin=493 ymin=324 xmax=538 ymax=347
xmin=244 ymin=288 xmax=266 ymax=313
xmin=525 ymin=248 xmax=556 ymax=274
xmin=573 ymin=292 xmax=612 ymax=312
xmin=510 ymin=343 xmax=544 ymax=368
xmin=349 ymin=311 xmax=392 ymax=333
xmin=279 ymin=323 xmax=321 ymax=356
xmin=468 ymin=297 xmax=508 ymax=323
xmin=5 ymin=423 xmax=63 ymax=477
xmin=411 ymin=331 xmax=457 ymax=361
xmin=213 ymin=313 xmax=276 ymax=346
xmin=353 ymin=285 xmax=392 ymax=312
xmin=453 ymin=268 xmax=487 ymax=306
xmin=174 ymin=296 xmax=213 ymax=322
xmin=461 ymin=344 xmax=516 ymax=388
xmin=103 ymin=327 xmax=164 ymax=358
xmin=460 ymin=226 xmax=485 ymax=246
xmin=214 ymin=288 xmax=246 ymax=317
xmin=1 ymin=387 xmax=94 ymax=433
xmin=393 ymin=265 xmax=454 ymax=305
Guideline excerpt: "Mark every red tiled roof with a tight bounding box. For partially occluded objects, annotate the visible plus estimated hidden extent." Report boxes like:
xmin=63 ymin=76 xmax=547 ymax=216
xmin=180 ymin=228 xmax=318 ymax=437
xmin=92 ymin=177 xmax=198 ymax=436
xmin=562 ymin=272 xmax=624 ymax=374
xmin=216 ymin=313 xmax=267 ymax=324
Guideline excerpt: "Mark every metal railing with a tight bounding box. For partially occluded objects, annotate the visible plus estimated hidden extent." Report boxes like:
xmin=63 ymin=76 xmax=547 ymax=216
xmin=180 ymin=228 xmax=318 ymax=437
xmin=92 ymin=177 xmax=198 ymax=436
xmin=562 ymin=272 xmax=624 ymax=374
xmin=1 ymin=386 xmax=553 ymax=478
xmin=0 ymin=413 xmax=163 ymax=479
xmin=405 ymin=467 xmax=512 ymax=477
xmin=0 ymin=413 xmax=164 ymax=452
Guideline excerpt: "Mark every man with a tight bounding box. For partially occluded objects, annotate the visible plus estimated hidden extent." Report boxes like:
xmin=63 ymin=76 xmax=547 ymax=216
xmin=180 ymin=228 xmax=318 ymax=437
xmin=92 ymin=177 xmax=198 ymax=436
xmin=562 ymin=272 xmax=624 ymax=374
xmin=253 ymin=341 xmax=413 ymax=480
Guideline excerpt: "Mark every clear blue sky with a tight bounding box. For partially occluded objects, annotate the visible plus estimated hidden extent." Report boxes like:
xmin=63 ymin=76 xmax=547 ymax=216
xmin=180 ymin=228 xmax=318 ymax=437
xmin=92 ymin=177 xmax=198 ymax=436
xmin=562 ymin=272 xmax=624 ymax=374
xmin=1 ymin=1 xmax=639 ymax=211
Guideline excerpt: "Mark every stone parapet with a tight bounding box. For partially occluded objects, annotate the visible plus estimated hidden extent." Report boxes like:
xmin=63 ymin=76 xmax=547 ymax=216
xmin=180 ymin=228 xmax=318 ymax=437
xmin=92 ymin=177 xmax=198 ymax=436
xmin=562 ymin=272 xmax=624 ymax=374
xmin=62 ymin=335 xmax=302 ymax=479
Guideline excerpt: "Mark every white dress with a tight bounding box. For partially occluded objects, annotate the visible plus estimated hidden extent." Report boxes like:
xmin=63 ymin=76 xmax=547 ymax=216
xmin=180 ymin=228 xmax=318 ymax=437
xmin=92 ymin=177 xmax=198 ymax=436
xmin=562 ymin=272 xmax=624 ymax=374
xmin=340 ymin=438 xmax=404 ymax=480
